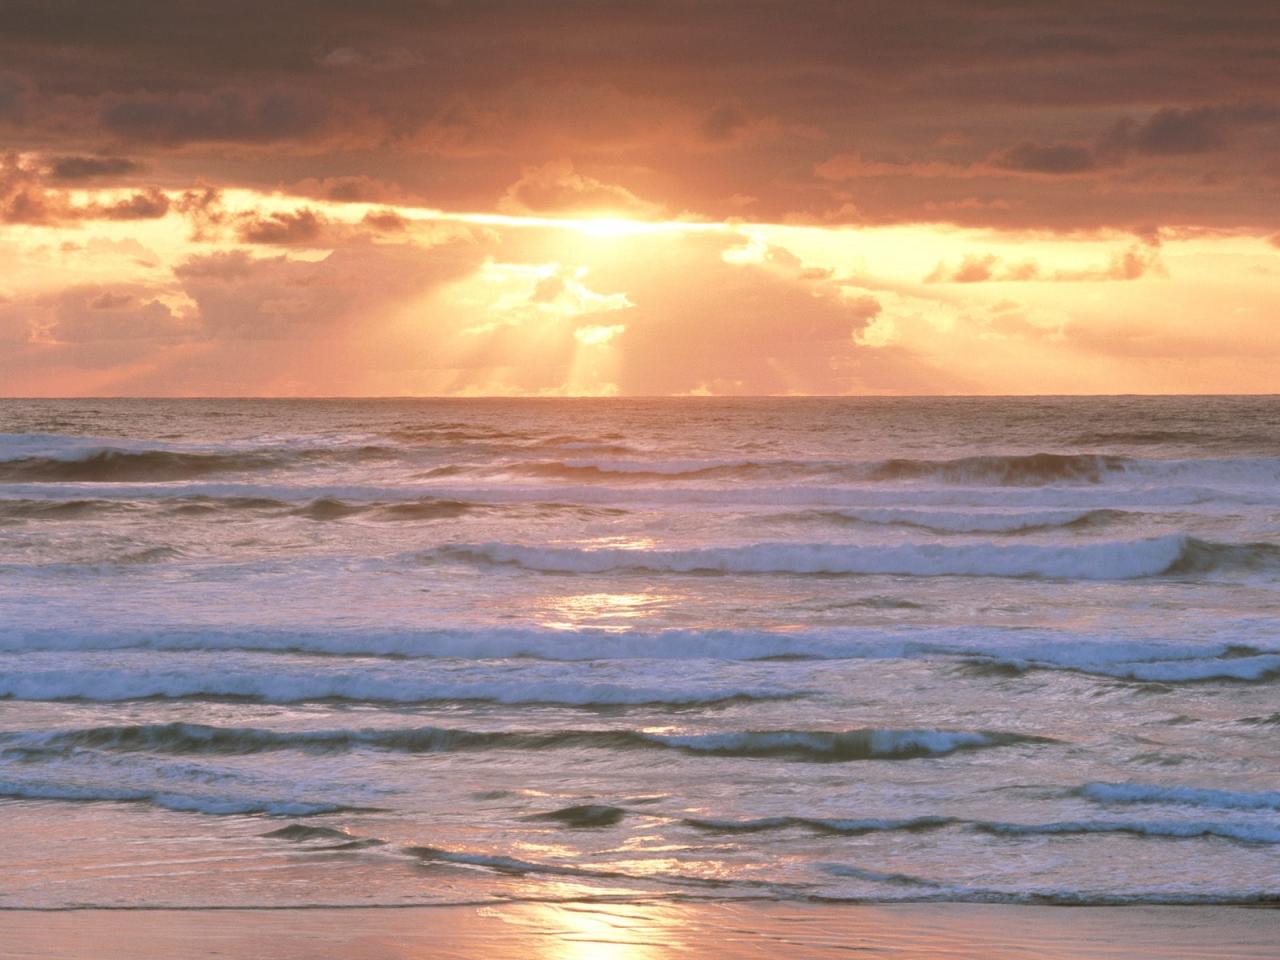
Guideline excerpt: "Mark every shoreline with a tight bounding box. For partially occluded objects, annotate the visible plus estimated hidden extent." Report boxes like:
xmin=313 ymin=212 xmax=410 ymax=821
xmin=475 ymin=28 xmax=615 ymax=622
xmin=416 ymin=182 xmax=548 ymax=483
xmin=2 ymin=902 xmax=1277 ymax=960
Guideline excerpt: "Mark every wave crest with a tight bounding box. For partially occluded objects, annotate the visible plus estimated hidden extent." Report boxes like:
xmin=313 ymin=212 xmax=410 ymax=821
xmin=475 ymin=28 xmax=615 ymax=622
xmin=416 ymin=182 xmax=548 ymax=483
xmin=427 ymin=535 xmax=1279 ymax=580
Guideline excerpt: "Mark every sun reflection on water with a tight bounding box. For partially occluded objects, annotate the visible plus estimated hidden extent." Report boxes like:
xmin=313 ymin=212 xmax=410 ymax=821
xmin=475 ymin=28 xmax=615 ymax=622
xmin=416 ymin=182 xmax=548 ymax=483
xmin=539 ymin=591 xmax=662 ymax=632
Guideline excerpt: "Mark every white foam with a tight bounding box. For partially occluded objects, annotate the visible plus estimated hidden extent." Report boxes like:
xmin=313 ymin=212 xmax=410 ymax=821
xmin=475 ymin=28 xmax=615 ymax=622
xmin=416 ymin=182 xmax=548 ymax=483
xmin=0 ymin=779 xmax=345 ymax=816
xmin=1081 ymin=782 xmax=1280 ymax=811
xmin=0 ymin=661 xmax=791 ymax=706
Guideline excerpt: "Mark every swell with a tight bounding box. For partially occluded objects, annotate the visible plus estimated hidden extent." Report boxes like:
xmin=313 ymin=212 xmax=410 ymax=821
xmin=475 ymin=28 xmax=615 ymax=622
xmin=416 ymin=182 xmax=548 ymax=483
xmin=0 ymin=498 xmax=141 ymax=522
xmin=0 ymin=449 xmax=281 ymax=482
xmin=427 ymin=535 xmax=1280 ymax=580
xmin=0 ymin=779 xmax=357 ymax=816
xmin=867 ymin=452 xmax=1130 ymax=485
xmin=0 ymin=494 xmax=622 ymax=522
xmin=686 ymin=813 xmax=1280 ymax=845
xmin=0 ymin=444 xmax=400 ymax=483
xmin=2 ymin=723 xmax=1049 ymax=762
xmin=6 ymin=629 xmax=1276 ymax=688
xmin=0 ymin=671 xmax=792 ymax=706
xmin=683 ymin=815 xmax=956 ymax=834
xmin=790 ymin=507 xmax=1128 ymax=534
xmin=972 ymin=649 xmax=1280 ymax=684
xmin=973 ymin=820 xmax=1280 ymax=844
xmin=421 ymin=452 xmax=1138 ymax=486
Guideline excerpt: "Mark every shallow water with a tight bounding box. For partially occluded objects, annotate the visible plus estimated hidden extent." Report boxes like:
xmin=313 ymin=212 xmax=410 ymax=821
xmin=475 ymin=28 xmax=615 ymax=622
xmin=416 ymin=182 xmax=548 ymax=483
xmin=0 ymin=396 xmax=1277 ymax=908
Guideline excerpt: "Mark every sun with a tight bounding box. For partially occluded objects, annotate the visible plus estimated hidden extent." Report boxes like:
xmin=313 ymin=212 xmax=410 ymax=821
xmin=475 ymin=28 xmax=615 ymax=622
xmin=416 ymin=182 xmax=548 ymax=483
xmin=575 ymin=216 xmax=652 ymax=238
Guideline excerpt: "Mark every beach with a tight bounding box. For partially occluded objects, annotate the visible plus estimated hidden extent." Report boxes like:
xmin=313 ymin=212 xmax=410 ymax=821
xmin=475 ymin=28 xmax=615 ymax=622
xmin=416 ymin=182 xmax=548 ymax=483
xmin=3 ymin=903 xmax=1278 ymax=959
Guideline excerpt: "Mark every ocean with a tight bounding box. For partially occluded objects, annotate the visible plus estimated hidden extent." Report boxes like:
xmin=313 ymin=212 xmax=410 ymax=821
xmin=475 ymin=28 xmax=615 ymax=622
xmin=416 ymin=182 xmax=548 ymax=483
xmin=0 ymin=396 xmax=1277 ymax=909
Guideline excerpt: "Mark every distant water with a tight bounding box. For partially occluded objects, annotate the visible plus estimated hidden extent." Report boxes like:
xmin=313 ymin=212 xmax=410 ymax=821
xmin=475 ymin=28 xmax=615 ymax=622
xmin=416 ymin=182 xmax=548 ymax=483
xmin=0 ymin=397 xmax=1277 ymax=908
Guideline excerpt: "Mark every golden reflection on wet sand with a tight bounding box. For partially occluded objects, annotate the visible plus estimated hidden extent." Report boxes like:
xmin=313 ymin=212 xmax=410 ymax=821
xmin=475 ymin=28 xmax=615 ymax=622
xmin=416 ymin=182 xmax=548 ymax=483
xmin=2 ymin=902 xmax=1277 ymax=959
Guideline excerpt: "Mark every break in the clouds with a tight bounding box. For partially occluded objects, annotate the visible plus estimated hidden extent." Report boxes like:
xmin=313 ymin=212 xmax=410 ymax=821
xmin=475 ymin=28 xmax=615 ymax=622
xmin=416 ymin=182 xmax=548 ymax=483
xmin=0 ymin=1 xmax=1277 ymax=395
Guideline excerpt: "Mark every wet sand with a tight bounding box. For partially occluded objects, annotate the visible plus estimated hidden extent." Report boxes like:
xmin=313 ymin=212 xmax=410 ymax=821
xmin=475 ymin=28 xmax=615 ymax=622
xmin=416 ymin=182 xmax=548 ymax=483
xmin=2 ymin=902 xmax=1276 ymax=959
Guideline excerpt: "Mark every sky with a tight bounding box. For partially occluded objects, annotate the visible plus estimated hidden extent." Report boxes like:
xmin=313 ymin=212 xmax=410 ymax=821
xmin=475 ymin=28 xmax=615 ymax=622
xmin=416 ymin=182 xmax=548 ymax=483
xmin=1 ymin=0 xmax=1278 ymax=396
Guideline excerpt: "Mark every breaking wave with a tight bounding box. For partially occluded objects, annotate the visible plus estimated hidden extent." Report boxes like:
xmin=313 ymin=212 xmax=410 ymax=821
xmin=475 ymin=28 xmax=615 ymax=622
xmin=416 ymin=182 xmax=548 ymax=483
xmin=1079 ymin=782 xmax=1280 ymax=811
xmin=792 ymin=507 xmax=1128 ymax=534
xmin=0 ymin=670 xmax=792 ymax=706
xmin=427 ymin=535 xmax=1280 ymax=580
xmin=0 ymin=779 xmax=354 ymax=816
xmin=974 ymin=819 xmax=1280 ymax=844
xmin=1 ymin=723 xmax=1047 ymax=762
xmin=0 ymin=442 xmax=400 ymax=483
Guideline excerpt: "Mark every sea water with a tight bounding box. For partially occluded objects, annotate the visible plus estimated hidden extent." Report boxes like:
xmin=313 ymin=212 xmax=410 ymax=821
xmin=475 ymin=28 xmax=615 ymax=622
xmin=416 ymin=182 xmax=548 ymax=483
xmin=0 ymin=396 xmax=1276 ymax=907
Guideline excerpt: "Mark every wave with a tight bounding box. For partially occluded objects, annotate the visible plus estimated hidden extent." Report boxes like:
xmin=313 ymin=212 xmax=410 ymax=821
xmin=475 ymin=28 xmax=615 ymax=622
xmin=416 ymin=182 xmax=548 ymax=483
xmin=0 ymin=669 xmax=790 ymax=706
xmin=0 ymin=623 xmax=955 ymax=659
xmin=791 ymin=507 xmax=1127 ymax=534
xmin=1 ymin=723 xmax=1046 ymax=763
xmin=683 ymin=810 xmax=1280 ymax=844
xmin=5 ymin=628 xmax=1276 ymax=689
xmin=419 ymin=452 xmax=1136 ymax=486
xmin=0 ymin=449 xmax=282 ymax=482
xmin=0 ymin=442 xmax=403 ymax=483
xmin=683 ymin=815 xmax=955 ymax=835
xmin=0 ymin=493 xmax=619 ymax=523
xmin=984 ymin=652 xmax=1280 ymax=684
xmin=974 ymin=819 xmax=1280 ymax=844
xmin=640 ymin=728 xmax=1049 ymax=760
xmin=525 ymin=804 xmax=628 ymax=827
xmin=0 ymin=778 xmax=353 ymax=816
xmin=404 ymin=845 xmax=675 ymax=884
xmin=0 ymin=498 xmax=139 ymax=522
xmin=819 ymin=862 xmax=1280 ymax=905
xmin=289 ymin=496 xmax=477 ymax=522
xmin=8 ymin=478 xmax=1278 ymax=514
xmin=426 ymin=535 xmax=1280 ymax=580
xmin=867 ymin=452 xmax=1130 ymax=485
xmin=410 ymin=452 xmax=1280 ymax=489
xmin=1079 ymin=782 xmax=1280 ymax=811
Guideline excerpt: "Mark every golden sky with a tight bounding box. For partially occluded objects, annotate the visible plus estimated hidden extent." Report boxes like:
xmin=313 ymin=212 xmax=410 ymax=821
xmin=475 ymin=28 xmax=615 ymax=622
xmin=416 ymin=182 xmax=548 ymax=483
xmin=1 ymin=1 xmax=1278 ymax=395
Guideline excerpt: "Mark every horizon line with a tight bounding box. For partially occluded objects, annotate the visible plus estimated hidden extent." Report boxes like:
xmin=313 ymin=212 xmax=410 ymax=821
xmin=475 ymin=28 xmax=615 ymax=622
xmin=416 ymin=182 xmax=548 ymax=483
xmin=2 ymin=394 xmax=1278 ymax=402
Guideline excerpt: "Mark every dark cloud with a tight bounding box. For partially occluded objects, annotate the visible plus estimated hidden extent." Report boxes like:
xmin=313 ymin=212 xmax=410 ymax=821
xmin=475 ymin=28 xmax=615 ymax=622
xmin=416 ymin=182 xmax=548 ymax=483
xmin=0 ymin=73 xmax=26 ymax=122
xmin=992 ymin=141 xmax=1096 ymax=174
xmin=361 ymin=209 xmax=409 ymax=232
xmin=700 ymin=103 xmax=752 ymax=144
xmin=174 ymin=187 xmax=226 ymax=240
xmin=102 ymin=90 xmax=335 ymax=146
xmin=235 ymin=208 xmax=325 ymax=245
xmin=1100 ymin=103 xmax=1280 ymax=158
xmin=0 ymin=1 xmax=1276 ymax=229
xmin=1 ymin=154 xmax=54 ymax=223
xmin=92 ymin=188 xmax=170 ymax=220
xmin=288 ymin=176 xmax=411 ymax=204
xmin=47 ymin=156 xmax=142 ymax=180
xmin=1 ymin=154 xmax=170 ymax=224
